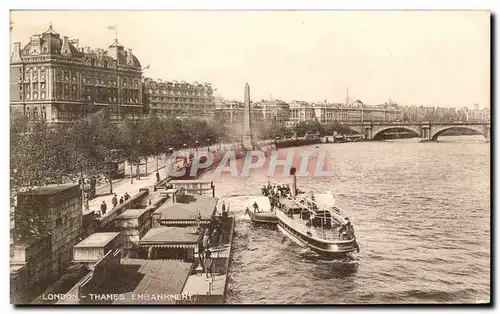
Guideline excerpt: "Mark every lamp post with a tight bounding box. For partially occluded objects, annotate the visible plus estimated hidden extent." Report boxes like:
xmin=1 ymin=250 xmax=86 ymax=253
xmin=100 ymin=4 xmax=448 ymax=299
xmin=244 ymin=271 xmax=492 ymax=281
xmin=136 ymin=139 xmax=141 ymax=181
xmin=195 ymin=140 xmax=199 ymax=153
xmin=218 ymin=137 xmax=222 ymax=150
xmin=168 ymin=147 xmax=174 ymax=174
xmin=105 ymin=152 xmax=114 ymax=194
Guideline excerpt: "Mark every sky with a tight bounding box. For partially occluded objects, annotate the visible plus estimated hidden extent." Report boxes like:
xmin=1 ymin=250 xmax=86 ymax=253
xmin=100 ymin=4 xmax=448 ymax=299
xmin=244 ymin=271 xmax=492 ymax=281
xmin=10 ymin=10 xmax=490 ymax=107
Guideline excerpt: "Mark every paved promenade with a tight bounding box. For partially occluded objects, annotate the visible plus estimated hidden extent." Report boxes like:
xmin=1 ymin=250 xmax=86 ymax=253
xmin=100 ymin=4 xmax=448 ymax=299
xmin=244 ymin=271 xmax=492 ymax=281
xmin=86 ymin=157 xmax=172 ymax=216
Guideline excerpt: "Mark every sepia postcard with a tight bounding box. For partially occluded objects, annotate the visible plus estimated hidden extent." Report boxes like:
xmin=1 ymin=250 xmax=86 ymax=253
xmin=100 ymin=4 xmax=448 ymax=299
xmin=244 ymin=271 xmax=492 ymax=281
xmin=9 ymin=10 xmax=490 ymax=305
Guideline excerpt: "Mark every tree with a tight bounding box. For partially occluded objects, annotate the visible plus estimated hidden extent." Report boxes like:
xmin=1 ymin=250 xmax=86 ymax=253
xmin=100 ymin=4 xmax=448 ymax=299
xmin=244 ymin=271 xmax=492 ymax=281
xmin=117 ymin=119 xmax=141 ymax=183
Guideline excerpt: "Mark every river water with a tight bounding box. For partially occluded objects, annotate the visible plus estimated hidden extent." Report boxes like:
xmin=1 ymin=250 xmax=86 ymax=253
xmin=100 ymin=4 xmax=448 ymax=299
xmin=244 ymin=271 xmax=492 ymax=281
xmin=201 ymin=135 xmax=490 ymax=304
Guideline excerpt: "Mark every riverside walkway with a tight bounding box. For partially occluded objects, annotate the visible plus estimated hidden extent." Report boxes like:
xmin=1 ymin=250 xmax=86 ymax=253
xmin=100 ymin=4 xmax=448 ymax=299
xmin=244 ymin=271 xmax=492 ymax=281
xmin=86 ymin=157 xmax=171 ymax=216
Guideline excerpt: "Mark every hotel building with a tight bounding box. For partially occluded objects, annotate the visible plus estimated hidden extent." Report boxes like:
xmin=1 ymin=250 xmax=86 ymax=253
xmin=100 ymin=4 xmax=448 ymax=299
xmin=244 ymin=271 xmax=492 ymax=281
xmin=10 ymin=25 xmax=143 ymax=122
xmin=142 ymin=78 xmax=215 ymax=119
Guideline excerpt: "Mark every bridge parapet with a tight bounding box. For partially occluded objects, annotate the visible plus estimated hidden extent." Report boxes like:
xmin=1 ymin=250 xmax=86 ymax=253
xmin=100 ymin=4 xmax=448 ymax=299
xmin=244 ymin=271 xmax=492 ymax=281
xmin=341 ymin=121 xmax=489 ymax=141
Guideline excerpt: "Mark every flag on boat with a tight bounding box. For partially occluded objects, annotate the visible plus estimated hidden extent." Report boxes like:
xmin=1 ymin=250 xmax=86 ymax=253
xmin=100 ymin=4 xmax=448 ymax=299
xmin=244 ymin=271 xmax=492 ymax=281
xmin=107 ymin=25 xmax=116 ymax=31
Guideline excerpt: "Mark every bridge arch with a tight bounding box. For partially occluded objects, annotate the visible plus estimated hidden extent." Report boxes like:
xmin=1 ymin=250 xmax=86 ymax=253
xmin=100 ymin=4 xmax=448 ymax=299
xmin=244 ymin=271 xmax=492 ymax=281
xmin=430 ymin=125 xmax=488 ymax=141
xmin=371 ymin=125 xmax=421 ymax=140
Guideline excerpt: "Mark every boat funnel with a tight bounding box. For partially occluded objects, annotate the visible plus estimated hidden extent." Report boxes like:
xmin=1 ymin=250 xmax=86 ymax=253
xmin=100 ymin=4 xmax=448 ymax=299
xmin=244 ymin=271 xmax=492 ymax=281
xmin=291 ymin=167 xmax=297 ymax=198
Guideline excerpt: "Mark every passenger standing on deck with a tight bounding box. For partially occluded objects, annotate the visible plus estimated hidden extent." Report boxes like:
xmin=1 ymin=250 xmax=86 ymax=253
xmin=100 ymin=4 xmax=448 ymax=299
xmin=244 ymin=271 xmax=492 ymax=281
xmin=253 ymin=201 xmax=260 ymax=213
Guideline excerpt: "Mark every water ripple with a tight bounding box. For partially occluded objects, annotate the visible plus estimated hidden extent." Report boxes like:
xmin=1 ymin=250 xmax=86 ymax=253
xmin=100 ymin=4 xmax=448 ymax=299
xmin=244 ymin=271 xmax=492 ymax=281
xmin=203 ymin=136 xmax=490 ymax=304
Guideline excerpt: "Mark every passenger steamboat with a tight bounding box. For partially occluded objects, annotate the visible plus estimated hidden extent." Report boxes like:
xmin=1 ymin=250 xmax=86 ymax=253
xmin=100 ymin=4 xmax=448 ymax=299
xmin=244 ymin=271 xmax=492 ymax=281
xmin=263 ymin=168 xmax=359 ymax=258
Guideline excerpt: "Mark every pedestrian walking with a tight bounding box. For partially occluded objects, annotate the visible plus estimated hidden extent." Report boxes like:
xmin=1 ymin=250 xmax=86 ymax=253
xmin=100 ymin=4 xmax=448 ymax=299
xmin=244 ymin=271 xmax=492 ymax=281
xmin=148 ymin=199 xmax=152 ymax=206
xmin=100 ymin=201 xmax=107 ymax=216
xmin=112 ymin=194 xmax=118 ymax=208
xmin=221 ymin=201 xmax=226 ymax=213
xmin=124 ymin=192 xmax=130 ymax=201
xmin=204 ymin=250 xmax=213 ymax=278
xmin=156 ymin=171 xmax=160 ymax=182
xmin=119 ymin=197 xmax=124 ymax=205
xmin=198 ymin=236 xmax=205 ymax=265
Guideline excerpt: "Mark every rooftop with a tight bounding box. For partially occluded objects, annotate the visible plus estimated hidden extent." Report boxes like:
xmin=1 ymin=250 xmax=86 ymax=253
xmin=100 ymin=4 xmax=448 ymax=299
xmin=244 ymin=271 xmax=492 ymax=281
xmin=155 ymin=194 xmax=218 ymax=220
xmin=17 ymin=184 xmax=78 ymax=196
xmin=90 ymin=258 xmax=192 ymax=304
xmin=116 ymin=208 xmax=148 ymax=220
xmin=139 ymin=227 xmax=200 ymax=245
xmin=74 ymin=232 xmax=120 ymax=248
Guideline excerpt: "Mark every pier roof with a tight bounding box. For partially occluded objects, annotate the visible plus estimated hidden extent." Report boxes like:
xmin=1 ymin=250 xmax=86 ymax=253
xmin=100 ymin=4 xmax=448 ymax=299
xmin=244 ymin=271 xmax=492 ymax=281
xmin=116 ymin=208 xmax=148 ymax=219
xmin=74 ymin=232 xmax=120 ymax=248
xmin=87 ymin=258 xmax=193 ymax=304
xmin=139 ymin=227 xmax=200 ymax=246
xmin=155 ymin=195 xmax=218 ymax=221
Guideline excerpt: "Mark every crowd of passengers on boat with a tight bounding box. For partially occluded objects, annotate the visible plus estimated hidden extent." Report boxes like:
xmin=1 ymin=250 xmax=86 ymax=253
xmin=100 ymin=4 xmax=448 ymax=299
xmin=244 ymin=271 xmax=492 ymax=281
xmin=257 ymin=183 xmax=355 ymax=241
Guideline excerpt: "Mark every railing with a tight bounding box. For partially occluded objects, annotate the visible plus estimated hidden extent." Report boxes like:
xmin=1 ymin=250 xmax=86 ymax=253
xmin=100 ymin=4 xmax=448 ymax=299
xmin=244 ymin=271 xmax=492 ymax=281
xmin=292 ymin=194 xmax=344 ymax=223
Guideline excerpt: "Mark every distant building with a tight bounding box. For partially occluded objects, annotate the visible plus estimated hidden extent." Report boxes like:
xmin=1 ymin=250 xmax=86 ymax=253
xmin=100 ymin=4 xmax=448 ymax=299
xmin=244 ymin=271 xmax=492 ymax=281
xmin=143 ymin=78 xmax=215 ymax=119
xmin=10 ymin=25 xmax=143 ymax=122
xmin=13 ymin=184 xmax=82 ymax=281
xmin=286 ymin=101 xmax=403 ymax=127
xmin=256 ymin=99 xmax=290 ymax=126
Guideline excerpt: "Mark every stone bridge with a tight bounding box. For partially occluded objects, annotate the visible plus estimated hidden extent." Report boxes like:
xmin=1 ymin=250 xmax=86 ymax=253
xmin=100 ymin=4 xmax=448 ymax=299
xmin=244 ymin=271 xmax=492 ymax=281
xmin=346 ymin=122 xmax=490 ymax=141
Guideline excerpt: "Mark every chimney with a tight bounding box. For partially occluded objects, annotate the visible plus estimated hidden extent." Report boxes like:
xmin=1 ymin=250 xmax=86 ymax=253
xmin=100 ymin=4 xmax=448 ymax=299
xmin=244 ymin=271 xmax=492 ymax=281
xmin=69 ymin=38 xmax=79 ymax=49
xmin=127 ymin=48 xmax=133 ymax=65
xmin=11 ymin=42 xmax=21 ymax=62
xmin=61 ymin=36 xmax=70 ymax=55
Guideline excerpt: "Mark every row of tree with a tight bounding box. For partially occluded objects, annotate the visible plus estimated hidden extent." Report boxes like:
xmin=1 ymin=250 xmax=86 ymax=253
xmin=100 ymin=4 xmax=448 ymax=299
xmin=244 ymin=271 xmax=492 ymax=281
xmin=10 ymin=112 xmax=232 ymax=197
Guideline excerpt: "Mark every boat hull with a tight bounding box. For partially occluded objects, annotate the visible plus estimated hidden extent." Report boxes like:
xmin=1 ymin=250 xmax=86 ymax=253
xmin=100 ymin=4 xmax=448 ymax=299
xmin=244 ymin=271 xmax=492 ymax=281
xmin=245 ymin=207 xmax=278 ymax=224
xmin=277 ymin=212 xmax=358 ymax=257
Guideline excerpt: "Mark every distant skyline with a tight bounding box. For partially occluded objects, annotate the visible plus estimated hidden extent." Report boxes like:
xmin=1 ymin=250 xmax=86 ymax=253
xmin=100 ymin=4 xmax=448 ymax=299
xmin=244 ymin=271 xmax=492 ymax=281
xmin=10 ymin=10 xmax=490 ymax=108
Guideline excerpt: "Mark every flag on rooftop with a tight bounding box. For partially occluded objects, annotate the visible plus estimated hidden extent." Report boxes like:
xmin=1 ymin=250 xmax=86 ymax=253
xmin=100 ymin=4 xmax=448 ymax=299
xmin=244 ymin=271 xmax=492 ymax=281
xmin=107 ymin=25 xmax=116 ymax=31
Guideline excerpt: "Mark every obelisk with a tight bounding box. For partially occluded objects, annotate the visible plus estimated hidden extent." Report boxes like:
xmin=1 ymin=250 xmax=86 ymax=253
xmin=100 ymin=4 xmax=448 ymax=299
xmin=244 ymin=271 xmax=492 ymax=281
xmin=242 ymin=83 xmax=253 ymax=150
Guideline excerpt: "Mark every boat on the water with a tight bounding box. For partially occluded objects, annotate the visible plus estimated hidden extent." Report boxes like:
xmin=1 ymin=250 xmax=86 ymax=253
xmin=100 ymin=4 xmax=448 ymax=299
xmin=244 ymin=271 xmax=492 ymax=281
xmin=245 ymin=196 xmax=278 ymax=225
xmin=268 ymin=169 xmax=359 ymax=258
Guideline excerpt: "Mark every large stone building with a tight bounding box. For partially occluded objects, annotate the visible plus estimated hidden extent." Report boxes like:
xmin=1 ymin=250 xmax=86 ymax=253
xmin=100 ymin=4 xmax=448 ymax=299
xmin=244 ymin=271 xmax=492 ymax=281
xmin=143 ymin=78 xmax=215 ymax=119
xmin=214 ymin=99 xmax=263 ymax=125
xmin=258 ymin=99 xmax=290 ymax=126
xmin=286 ymin=100 xmax=403 ymax=127
xmin=10 ymin=25 xmax=143 ymax=122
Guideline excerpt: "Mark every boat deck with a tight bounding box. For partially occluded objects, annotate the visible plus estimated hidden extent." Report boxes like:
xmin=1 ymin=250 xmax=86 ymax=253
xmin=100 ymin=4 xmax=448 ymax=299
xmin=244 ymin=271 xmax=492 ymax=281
xmin=278 ymin=210 xmax=344 ymax=242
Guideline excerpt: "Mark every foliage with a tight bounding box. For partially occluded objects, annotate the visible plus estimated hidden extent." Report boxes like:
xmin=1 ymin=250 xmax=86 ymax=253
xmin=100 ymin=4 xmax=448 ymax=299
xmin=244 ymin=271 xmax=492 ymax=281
xmin=10 ymin=114 xmax=229 ymax=192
